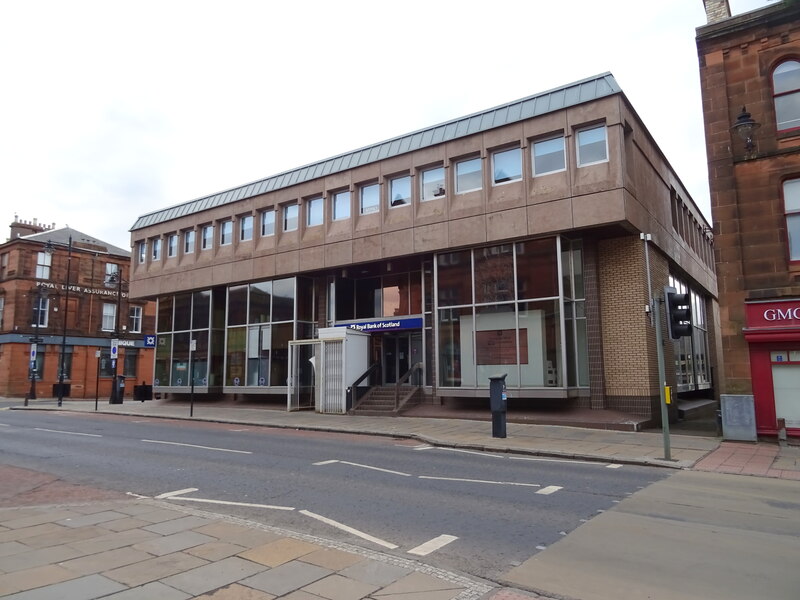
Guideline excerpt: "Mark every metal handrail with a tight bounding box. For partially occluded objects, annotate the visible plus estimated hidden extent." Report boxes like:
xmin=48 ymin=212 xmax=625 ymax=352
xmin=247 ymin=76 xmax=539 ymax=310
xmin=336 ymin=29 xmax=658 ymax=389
xmin=347 ymin=362 xmax=381 ymax=411
xmin=394 ymin=362 xmax=423 ymax=410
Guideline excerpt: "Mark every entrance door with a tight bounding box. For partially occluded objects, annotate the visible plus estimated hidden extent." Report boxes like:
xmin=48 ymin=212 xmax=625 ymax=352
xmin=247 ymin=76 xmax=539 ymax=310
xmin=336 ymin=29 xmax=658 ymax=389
xmin=772 ymin=364 xmax=800 ymax=428
xmin=383 ymin=332 xmax=423 ymax=385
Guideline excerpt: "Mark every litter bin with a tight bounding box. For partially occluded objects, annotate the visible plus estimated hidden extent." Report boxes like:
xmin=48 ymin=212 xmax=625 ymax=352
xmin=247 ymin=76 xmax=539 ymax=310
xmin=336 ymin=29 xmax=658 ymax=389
xmin=110 ymin=375 xmax=125 ymax=404
xmin=489 ymin=373 xmax=508 ymax=438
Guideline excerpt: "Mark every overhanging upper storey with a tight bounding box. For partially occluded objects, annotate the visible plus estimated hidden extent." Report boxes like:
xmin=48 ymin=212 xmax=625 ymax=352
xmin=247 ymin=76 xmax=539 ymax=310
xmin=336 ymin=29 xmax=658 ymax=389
xmin=131 ymin=73 xmax=621 ymax=232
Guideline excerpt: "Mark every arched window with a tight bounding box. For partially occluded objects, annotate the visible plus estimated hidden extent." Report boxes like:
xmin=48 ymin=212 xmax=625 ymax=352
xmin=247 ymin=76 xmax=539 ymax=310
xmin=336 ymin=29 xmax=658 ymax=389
xmin=773 ymin=60 xmax=800 ymax=131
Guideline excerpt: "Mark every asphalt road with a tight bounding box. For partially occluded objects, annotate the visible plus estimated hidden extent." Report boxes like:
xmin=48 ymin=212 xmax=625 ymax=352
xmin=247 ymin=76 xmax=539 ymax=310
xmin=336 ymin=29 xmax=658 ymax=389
xmin=0 ymin=409 xmax=670 ymax=581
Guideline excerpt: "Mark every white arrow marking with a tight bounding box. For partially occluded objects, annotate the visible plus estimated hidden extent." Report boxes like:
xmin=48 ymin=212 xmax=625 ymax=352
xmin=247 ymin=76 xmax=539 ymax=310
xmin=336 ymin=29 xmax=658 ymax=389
xmin=334 ymin=460 xmax=411 ymax=477
xmin=313 ymin=459 xmax=340 ymax=466
xmin=155 ymin=488 xmax=199 ymax=499
xmin=536 ymin=486 xmax=563 ymax=495
xmin=142 ymin=439 xmax=252 ymax=454
xmin=408 ymin=534 xmax=458 ymax=556
xmin=169 ymin=497 xmax=294 ymax=511
xmin=299 ymin=510 xmax=398 ymax=549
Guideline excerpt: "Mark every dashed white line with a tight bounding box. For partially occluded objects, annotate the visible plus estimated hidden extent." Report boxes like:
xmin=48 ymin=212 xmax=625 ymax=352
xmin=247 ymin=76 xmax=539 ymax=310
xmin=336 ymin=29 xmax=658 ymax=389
xmin=126 ymin=492 xmax=150 ymax=499
xmin=141 ymin=439 xmax=252 ymax=454
xmin=171 ymin=497 xmax=295 ymax=511
xmin=606 ymin=464 xmax=623 ymax=469
xmin=34 ymin=428 xmax=102 ymax=437
xmin=509 ymin=456 xmax=600 ymax=465
xmin=438 ymin=447 xmax=504 ymax=458
xmin=536 ymin=486 xmax=563 ymax=495
xmin=299 ymin=509 xmax=398 ymax=549
xmin=419 ymin=476 xmax=541 ymax=488
xmin=0 ymin=423 xmax=10 ymax=427
xmin=155 ymin=488 xmax=199 ymax=499
xmin=412 ymin=444 xmax=434 ymax=450
xmin=408 ymin=534 xmax=458 ymax=556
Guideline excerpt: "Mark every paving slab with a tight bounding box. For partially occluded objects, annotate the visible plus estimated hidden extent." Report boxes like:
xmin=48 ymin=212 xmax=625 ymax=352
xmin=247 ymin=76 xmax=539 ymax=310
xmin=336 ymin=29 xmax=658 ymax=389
xmin=239 ymin=537 xmax=322 ymax=567
xmin=132 ymin=530 xmax=215 ymax=556
xmin=301 ymin=572 xmax=380 ymax=600
xmin=103 ymin=551 xmax=209 ymax=587
xmin=101 ymin=580 xmax=192 ymax=600
xmin=161 ymin=556 xmax=267 ymax=596
xmin=195 ymin=583 xmax=276 ymax=599
xmin=1 ymin=573 xmax=127 ymax=600
xmin=240 ymin=560 xmax=332 ymax=596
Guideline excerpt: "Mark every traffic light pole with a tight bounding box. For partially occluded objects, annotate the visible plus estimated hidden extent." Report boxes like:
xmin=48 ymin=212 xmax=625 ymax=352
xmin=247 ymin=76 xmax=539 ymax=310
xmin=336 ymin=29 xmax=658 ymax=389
xmin=653 ymin=296 xmax=671 ymax=461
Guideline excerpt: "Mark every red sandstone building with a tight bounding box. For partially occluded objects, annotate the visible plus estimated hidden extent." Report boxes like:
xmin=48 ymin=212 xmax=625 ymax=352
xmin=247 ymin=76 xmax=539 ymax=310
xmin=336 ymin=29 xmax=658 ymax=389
xmin=698 ymin=0 xmax=800 ymax=438
xmin=0 ymin=218 xmax=156 ymax=400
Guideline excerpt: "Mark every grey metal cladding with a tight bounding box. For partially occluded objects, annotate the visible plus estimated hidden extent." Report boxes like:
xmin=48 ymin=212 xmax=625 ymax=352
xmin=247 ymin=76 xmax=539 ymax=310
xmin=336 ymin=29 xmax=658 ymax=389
xmin=131 ymin=72 xmax=620 ymax=232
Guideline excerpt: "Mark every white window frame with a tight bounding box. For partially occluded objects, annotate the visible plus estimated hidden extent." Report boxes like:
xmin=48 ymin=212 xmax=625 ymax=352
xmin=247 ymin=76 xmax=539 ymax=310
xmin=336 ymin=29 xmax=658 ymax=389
xmin=455 ymin=157 xmax=482 ymax=194
xmin=202 ymin=225 xmax=213 ymax=250
xmin=389 ymin=175 xmax=411 ymax=208
xmin=492 ymin=147 xmax=522 ymax=185
xmin=220 ymin=220 xmax=233 ymax=246
xmin=784 ymin=178 xmax=800 ymax=261
xmin=307 ymin=196 xmax=323 ymax=227
xmin=35 ymin=251 xmax=52 ymax=280
xmin=421 ymin=166 xmax=446 ymax=201
xmin=261 ymin=209 xmax=275 ymax=236
xmin=167 ymin=234 xmax=177 ymax=257
xmin=332 ymin=190 xmax=351 ymax=221
xmin=184 ymin=230 xmax=195 ymax=254
xmin=137 ymin=241 xmax=146 ymax=264
xmin=360 ymin=183 xmax=380 ymax=215
xmin=33 ymin=296 xmax=49 ymax=328
xmin=532 ymin=135 xmax=566 ymax=176
xmin=102 ymin=302 xmax=116 ymax=332
xmin=774 ymin=60 xmax=800 ymax=132
xmin=129 ymin=305 xmax=143 ymax=333
xmin=151 ymin=238 xmax=161 ymax=261
xmin=576 ymin=124 xmax=609 ymax=167
xmin=284 ymin=204 xmax=299 ymax=232
xmin=240 ymin=215 xmax=253 ymax=241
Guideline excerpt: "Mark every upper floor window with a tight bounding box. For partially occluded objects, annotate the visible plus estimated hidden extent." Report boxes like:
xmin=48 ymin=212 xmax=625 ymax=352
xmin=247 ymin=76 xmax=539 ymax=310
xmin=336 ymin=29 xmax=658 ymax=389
xmin=184 ymin=230 xmax=195 ymax=254
xmin=151 ymin=238 xmax=162 ymax=261
xmin=773 ymin=60 xmax=800 ymax=132
xmin=102 ymin=302 xmax=116 ymax=331
xmin=307 ymin=196 xmax=323 ymax=227
xmin=492 ymin=147 xmax=522 ymax=184
xmin=240 ymin=215 xmax=253 ymax=241
xmin=333 ymin=190 xmax=351 ymax=220
xmin=202 ymin=225 xmax=213 ymax=250
xmin=455 ymin=157 xmax=482 ymax=194
xmin=105 ymin=262 xmax=117 ymax=281
xmin=137 ymin=241 xmax=146 ymax=264
xmin=167 ymin=234 xmax=177 ymax=257
xmin=261 ymin=209 xmax=275 ymax=236
xmin=220 ymin=220 xmax=233 ymax=245
xmin=389 ymin=175 xmax=411 ymax=207
xmin=360 ymin=183 xmax=379 ymax=215
xmin=284 ymin=204 xmax=299 ymax=232
xmin=421 ymin=166 xmax=446 ymax=201
xmin=33 ymin=296 xmax=49 ymax=327
xmin=35 ymin=251 xmax=52 ymax=279
xmin=129 ymin=305 xmax=143 ymax=333
xmin=784 ymin=178 xmax=800 ymax=261
xmin=533 ymin=136 xmax=566 ymax=175
xmin=576 ymin=125 xmax=608 ymax=166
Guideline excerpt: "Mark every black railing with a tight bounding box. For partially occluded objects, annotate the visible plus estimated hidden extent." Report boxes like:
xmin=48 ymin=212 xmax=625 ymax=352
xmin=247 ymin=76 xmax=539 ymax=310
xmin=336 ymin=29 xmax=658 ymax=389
xmin=346 ymin=362 xmax=381 ymax=411
xmin=394 ymin=362 xmax=423 ymax=410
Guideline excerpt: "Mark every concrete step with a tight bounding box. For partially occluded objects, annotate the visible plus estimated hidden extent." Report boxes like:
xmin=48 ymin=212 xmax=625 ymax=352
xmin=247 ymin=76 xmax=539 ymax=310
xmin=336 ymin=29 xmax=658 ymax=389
xmin=678 ymin=398 xmax=718 ymax=420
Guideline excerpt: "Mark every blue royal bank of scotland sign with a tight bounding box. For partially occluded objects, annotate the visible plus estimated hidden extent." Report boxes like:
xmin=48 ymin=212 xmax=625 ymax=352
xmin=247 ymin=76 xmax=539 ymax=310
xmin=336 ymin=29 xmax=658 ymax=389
xmin=341 ymin=317 xmax=423 ymax=333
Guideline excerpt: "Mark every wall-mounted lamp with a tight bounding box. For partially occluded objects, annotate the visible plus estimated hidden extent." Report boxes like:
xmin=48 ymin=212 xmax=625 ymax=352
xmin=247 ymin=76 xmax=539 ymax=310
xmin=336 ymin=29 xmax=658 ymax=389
xmin=731 ymin=106 xmax=760 ymax=156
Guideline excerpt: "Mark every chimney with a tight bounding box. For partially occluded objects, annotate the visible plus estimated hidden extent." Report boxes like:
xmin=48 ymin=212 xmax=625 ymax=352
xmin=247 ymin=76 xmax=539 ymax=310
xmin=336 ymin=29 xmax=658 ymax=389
xmin=703 ymin=0 xmax=731 ymax=24
xmin=9 ymin=216 xmax=49 ymax=241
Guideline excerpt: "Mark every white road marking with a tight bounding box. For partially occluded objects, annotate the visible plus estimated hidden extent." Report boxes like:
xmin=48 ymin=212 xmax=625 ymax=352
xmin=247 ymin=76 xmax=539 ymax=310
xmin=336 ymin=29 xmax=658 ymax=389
xmin=34 ymin=428 xmax=101 ymax=437
xmin=407 ymin=534 xmax=458 ymax=556
xmin=229 ymin=428 xmax=250 ymax=432
xmin=437 ymin=447 xmax=504 ymax=458
xmin=313 ymin=459 xmax=340 ymax=466
xmin=155 ymin=488 xmax=199 ymax=499
xmin=411 ymin=444 xmax=433 ymax=450
xmin=510 ymin=456 xmax=600 ymax=465
xmin=126 ymin=492 xmax=150 ymax=499
xmin=536 ymin=486 xmax=563 ymax=495
xmin=419 ymin=476 xmax=541 ymax=488
xmin=299 ymin=509 xmax=398 ymax=549
xmin=0 ymin=423 xmax=10 ymax=426
xmin=141 ymin=439 xmax=252 ymax=454
xmin=170 ymin=497 xmax=295 ymax=511
xmin=536 ymin=545 xmax=547 ymax=550
xmin=338 ymin=461 xmax=411 ymax=477
xmin=131 ymin=420 xmax=151 ymax=423
xmin=606 ymin=464 xmax=623 ymax=469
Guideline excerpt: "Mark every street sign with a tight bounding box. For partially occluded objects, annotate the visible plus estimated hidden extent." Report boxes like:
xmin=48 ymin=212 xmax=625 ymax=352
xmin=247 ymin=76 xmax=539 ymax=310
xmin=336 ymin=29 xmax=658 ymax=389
xmin=110 ymin=339 xmax=119 ymax=360
xmin=29 ymin=343 xmax=37 ymax=361
xmin=29 ymin=337 xmax=44 ymax=344
xmin=190 ymin=339 xmax=197 ymax=352
xmin=144 ymin=335 xmax=156 ymax=348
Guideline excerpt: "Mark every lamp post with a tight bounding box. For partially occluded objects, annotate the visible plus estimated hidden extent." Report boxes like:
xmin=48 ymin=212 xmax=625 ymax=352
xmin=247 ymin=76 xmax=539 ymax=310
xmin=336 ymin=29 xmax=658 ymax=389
xmin=106 ymin=268 xmax=125 ymax=404
xmin=26 ymin=284 xmax=48 ymax=406
xmin=56 ymin=235 xmax=73 ymax=407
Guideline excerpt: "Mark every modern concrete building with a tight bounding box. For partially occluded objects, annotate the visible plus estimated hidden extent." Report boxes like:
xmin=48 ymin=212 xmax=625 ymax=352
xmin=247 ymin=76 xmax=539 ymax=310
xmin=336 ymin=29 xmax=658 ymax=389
xmin=129 ymin=73 xmax=717 ymax=426
xmin=698 ymin=0 xmax=800 ymax=438
xmin=0 ymin=218 xmax=156 ymax=400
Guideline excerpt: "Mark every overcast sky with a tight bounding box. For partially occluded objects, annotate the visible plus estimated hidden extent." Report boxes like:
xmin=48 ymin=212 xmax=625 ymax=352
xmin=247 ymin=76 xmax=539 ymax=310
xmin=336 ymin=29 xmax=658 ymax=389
xmin=0 ymin=0 xmax=775 ymax=251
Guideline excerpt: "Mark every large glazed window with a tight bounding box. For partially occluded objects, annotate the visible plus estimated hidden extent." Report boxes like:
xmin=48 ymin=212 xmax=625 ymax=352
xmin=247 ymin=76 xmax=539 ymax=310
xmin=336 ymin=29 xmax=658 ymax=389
xmin=774 ymin=60 xmax=800 ymax=132
xmin=533 ymin=136 xmax=566 ymax=175
xmin=389 ymin=175 xmax=411 ymax=207
xmin=492 ymin=147 xmax=522 ymax=184
xmin=360 ymin=183 xmax=379 ymax=215
xmin=421 ymin=166 xmax=445 ymax=201
xmin=307 ymin=196 xmax=323 ymax=227
xmin=455 ymin=157 xmax=482 ymax=193
xmin=576 ymin=125 xmax=608 ymax=166
xmin=785 ymin=179 xmax=800 ymax=261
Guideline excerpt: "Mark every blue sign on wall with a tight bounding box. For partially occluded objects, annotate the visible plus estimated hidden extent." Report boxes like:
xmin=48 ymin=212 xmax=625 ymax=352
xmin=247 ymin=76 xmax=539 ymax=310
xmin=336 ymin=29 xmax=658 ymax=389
xmin=144 ymin=335 xmax=156 ymax=348
xmin=341 ymin=317 xmax=423 ymax=333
